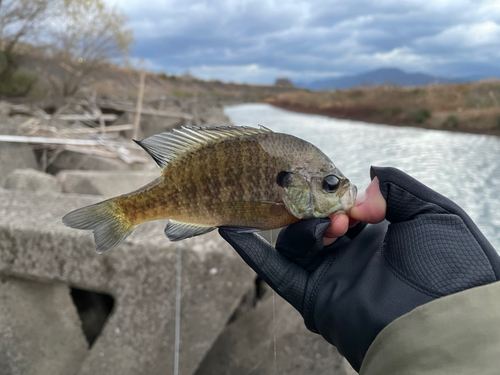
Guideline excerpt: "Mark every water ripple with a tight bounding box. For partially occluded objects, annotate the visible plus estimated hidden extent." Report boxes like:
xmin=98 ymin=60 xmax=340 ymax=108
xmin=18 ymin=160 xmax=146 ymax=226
xmin=225 ymin=103 xmax=500 ymax=253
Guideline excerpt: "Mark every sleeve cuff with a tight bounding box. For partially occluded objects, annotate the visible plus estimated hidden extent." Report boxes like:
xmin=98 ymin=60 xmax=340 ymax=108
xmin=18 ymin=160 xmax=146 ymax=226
xmin=360 ymin=281 xmax=500 ymax=375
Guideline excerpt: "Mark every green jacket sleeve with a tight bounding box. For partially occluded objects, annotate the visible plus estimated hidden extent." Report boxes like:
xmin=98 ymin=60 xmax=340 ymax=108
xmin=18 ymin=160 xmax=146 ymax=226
xmin=360 ymin=281 xmax=500 ymax=375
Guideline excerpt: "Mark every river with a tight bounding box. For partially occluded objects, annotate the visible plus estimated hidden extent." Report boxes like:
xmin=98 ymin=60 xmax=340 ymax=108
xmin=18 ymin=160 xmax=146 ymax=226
xmin=225 ymin=103 xmax=500 ymax=253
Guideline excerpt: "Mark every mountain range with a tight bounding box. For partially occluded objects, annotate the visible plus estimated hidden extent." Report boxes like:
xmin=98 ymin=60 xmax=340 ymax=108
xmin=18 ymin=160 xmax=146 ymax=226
xmin=294 ymin=68 xmax=475 ymax=90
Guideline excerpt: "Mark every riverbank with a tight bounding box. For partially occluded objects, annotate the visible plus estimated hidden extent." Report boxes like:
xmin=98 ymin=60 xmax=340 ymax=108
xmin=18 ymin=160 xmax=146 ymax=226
xmin=267 ymin=81 xmax=500 ymax=137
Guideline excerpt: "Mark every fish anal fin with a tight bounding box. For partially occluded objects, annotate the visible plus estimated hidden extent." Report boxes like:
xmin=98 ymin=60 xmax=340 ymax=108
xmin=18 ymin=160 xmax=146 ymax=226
xmin=217 ymin=226 xmax=260 ymax=233
xmin=164 ymin=220 xmax=216 ymax=241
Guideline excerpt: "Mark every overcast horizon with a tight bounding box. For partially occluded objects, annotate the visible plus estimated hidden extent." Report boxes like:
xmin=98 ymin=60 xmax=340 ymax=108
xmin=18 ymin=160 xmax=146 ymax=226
xmin=106 ymin=0 xmax=500 ymax=84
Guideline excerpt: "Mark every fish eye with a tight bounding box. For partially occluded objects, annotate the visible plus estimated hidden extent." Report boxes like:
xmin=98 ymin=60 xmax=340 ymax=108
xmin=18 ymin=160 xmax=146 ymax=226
xmin=277 ymin=171 xmax=293 ymax=188
xmin=322 ymin=175 xmax=339 ymax=193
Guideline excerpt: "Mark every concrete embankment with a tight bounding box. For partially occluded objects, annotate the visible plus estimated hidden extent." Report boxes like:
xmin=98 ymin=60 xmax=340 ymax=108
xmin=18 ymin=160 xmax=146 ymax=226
xmin=0 ymin=102 xmax=355 ymax=374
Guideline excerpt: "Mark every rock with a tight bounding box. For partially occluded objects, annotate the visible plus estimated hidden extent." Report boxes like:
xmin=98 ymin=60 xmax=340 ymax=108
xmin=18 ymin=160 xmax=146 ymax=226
xmin=0 ymin=189 xmax=255 ymax=375
xmin=46 ymin=150 xmax=131 ymax=175
xmin=4 ymin=168 xmax=61 ymax=193
xmin=195 ymin=292 xmax=357 ymax=375
xmin=0 ymin=101 xmax=11 ymax=116
xmin=114 ymin=112 xmax=183 ymax=139
xmin=0 ymin=143 xmax=39 ymax=185
xmin=0 ymin=276 xmax=88 ymax=375
xmin=187 ymin=99 xmax=232 ymax=127
xmin=0 ymin=116 xmax=33 ymax=135
xmin=200 ymin=106 xmax=232 ymax=127
xmin=58 ymin=170 xmax=160 ymax=197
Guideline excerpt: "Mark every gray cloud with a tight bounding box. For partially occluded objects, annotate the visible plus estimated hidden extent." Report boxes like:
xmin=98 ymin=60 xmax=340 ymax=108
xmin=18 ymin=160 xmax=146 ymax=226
xmin=108 ymin=0 xmax=500 ymax=83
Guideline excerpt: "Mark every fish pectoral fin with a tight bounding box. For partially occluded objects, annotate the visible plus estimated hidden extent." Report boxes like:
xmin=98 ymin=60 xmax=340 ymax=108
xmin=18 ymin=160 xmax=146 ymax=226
xmin=164 ymin=220 xmax=215 ymax=242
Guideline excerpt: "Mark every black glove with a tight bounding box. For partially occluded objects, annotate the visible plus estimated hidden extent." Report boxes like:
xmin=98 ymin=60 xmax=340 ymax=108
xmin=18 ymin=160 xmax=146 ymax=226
xmin=219 ymin=167 xmax=500 ymax=372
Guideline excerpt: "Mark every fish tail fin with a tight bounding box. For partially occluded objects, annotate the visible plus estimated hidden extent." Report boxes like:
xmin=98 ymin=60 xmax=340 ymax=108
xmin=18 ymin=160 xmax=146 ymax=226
xmin=62 ymin=199 xmax=135 ymax=253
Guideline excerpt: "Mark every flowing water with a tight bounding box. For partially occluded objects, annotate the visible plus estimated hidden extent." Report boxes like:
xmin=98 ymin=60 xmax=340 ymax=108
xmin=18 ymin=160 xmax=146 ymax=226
xmin=225 ymin=103 xmax=500 ymax=253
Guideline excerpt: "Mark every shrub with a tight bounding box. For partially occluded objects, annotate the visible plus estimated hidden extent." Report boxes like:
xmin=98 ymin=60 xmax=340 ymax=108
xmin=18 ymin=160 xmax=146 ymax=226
xmin=376 ymin=106 xmax=402 ymax=117
xmin=0 ymin=68 xmax=37 ymax=97
xmin=157 ymin=72 xmax=169 ymax=80
xmin=442 ymin=115 xmax=459 ymax=129
xmin=0 ymin=52 xmax=7 ymax=74
xmin=171 ymin=89 xmax=193 ymax=98
xmin=347 ymin=89 xmax=364 ymax=99
xmin=407 ymin=108 xmax=432 ymax=124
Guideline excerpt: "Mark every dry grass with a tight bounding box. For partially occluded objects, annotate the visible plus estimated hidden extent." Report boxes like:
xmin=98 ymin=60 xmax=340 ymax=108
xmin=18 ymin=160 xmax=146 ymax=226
xmin=268 ymin=81 xmax=500 ymax=135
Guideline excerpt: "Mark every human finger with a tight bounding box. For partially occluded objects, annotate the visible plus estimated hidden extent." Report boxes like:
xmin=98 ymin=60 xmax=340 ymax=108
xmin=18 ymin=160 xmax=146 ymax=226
xmin=349 ymin=177 xmax=386 ymax=224
xmin=323 ymin=214 xmax=349 ymax=246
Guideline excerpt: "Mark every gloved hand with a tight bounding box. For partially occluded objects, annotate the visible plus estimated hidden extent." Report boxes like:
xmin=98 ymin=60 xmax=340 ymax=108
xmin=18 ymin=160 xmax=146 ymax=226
xmin=219 ymin=167 xmax=500 ymax=372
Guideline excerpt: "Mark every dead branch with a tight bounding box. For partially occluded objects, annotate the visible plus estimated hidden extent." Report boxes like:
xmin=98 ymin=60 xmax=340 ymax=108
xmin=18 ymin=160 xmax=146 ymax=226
xmin=61 ymin=124 xmax=133 ymax=134
xmin=0 ymin=135 xmax=139 ymax=148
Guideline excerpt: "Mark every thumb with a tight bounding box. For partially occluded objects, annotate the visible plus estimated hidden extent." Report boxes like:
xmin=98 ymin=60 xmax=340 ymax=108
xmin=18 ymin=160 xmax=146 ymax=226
xmin=349 ymin=177 xmax=386 ymax=224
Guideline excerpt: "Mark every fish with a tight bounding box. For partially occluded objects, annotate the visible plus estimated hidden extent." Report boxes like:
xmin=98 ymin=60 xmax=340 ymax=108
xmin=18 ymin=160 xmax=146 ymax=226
xmin=62 ymin=125 xmax=357 ymax=253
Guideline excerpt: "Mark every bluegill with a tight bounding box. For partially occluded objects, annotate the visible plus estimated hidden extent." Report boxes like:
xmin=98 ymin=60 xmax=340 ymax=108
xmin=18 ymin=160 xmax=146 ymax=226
xmin=63 ymin=126 xmax=357 ymax=253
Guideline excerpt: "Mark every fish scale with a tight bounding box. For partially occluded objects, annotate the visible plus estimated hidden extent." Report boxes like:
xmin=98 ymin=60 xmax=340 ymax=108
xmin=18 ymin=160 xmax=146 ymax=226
xmin=62 ymin=126 xmax=356 ymax=253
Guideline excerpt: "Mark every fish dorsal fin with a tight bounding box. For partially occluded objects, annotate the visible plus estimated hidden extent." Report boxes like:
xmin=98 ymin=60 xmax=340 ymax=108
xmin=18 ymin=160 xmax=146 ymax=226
xmin=164 ymin=220 xmax=215 ymax=241
xmin=134 ymin=125 xmax=273 ymax=169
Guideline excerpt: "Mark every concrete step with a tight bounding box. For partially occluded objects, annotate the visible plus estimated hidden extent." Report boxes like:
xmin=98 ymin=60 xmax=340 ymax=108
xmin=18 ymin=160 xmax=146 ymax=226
xmin=57 ymin=170 xmax=160 ymax=197
xmin=195 ymin=291 xmax=357 ymax=375
xmin=4 ymin=168 xmax=61 ymax=193
xmin=0 ymin=276 xmax=87 ymax=375
xmin=0 ymin=189 xmax=255 ymax=375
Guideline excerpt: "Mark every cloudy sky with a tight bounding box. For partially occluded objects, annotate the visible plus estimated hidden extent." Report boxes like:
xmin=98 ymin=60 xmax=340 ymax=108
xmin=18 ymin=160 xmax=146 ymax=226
xmin=105 ymin=0 xmax=500 ymax=84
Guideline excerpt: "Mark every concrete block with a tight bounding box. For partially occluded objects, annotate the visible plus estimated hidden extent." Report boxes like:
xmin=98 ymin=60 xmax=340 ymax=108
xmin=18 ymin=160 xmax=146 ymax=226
xmin=0 ymin=101 xmax=11 ymax=116
xmin=0 ymin=143 xmax=39 ymax=185
xmin=0 ymin=189 xmax=255 ymax=375
xmin=114 ymin=112 xmax=183 ymax=139
xmin=199 ymin=106 xmax=232 ymax=127
xmin=58 ymin=170 xmax=160 ymax=197
xmin=4 ymin=168 xmax=61 ymax=193
xmin=0 ymin=276 xmax=88 ymax=375
xmin=196 ymin=292 xmax=357 ymax=375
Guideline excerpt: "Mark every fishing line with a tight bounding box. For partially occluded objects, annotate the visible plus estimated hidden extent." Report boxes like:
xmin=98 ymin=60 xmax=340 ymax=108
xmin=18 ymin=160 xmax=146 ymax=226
xmin=270 ymin=230 xmax=277 ymax=375
xmin=174 ymin=247 xmax=182 ymax=375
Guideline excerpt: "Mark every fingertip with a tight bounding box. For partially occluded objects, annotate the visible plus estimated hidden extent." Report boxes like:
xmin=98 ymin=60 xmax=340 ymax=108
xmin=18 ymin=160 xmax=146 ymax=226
xmin=349 ymin=177 xmax=386 ymax=224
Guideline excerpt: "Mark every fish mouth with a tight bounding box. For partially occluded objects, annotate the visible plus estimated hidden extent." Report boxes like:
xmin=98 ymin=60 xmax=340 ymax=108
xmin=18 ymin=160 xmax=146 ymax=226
xmin=340 ymin=184 xmax=357 ymax=215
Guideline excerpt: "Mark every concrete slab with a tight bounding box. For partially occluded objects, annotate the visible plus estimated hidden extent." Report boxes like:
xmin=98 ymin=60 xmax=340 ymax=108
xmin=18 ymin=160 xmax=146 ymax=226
xmin=0 ymin=276 xmax=88 ymax=375
xmin=0 ymin=101 xmax=11 ymax=116
xmin=4 ymin=168 xmax=61 ymax=193
xmin=0 ymin=189 xmax=255 ymax=375
xmin=114 ymin=112 xmax=183 ymax=139
xmin=0 ymin=143 xmax=39 ymax=185
xmin=195 ymin=292 xmax=357 ymax=375
xmin=47 ymin=150 xmax=131 ymax=175
xmin=58 ymin=170 xmax=160 ymax=197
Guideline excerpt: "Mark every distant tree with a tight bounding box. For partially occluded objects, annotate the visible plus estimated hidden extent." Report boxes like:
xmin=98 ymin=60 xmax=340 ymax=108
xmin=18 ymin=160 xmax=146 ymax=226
xmin=0 ymin=0 xmax=60 ymax=95
xmin=275 ymin=78 xmax=295 ymax=88
xmin=47 ymin=0 xmax=134 ymax=96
